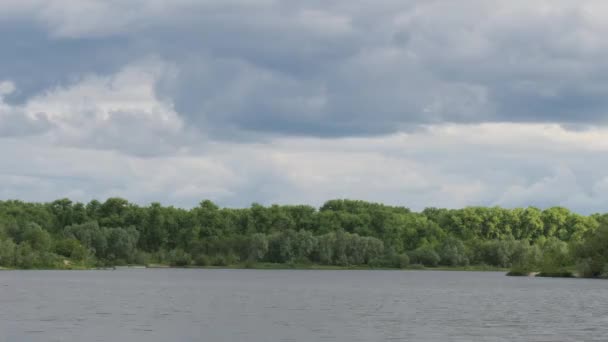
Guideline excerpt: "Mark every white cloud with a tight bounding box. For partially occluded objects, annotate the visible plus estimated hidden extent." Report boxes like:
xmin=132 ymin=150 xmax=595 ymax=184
xmin=0 ymin=138 xmax=241 ymax=207
xmin=1 ymin=58 xmax=191 ymax=155
xmin=0 ymin=81 xmax=15 ymax=96
xmin=2 ymin=120 xmax=608 ymax=212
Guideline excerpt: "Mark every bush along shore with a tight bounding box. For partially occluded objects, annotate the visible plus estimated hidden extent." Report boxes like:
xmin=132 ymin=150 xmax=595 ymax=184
xmin=0 ymin=198 xmax=607 ymax=278
xmin=505 ymin=220 xmax=608 ymax=278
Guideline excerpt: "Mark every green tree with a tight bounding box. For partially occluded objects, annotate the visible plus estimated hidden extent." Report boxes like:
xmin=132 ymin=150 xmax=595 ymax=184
xmin=21 ymin=223 xmax=52 ymax=252
xmin=573 ymin=223 xmax=608 ymax=278
xmin=438 ymin=236 xmax=468 ymax=266
xmin=541 ymin=207 xmax=569 ymax=238
xmin=248 ymin=233 xmax=269 ymax=262
xmin=408 ymin=245 xmax=440 ymax=267
xmin=54 ymin=238 xmax=89 ymax=261
xmin=140 ymin=202 xmax=168 ymax=252
xmin=0 ymin=238 xmax=16 ymax=267
xmin=106 ymin=227 xmax=139 ymax=264
xmin=538 ymin=237 xmax=571 ymax=275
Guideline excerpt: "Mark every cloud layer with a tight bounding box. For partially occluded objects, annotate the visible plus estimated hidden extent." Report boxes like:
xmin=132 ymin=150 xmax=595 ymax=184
xmin=1 ymin=1 xmax=608 ymax=213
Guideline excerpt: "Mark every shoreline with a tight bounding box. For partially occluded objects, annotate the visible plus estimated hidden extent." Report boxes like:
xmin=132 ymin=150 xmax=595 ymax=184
xmin=0 ymin=263 xmax=509 ymax=272
xmin=5 ymin=264 xmax=592 ymax=279
xmin=506 ymin=270 xmax=582 ymax=278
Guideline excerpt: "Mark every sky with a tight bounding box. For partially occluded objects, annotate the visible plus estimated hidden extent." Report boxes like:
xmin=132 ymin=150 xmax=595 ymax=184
xmin=1 ymin=0 xmax=608 ymax=213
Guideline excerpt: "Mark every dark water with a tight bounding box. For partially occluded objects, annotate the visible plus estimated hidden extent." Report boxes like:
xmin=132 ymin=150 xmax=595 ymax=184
xmin=0 ymin=269 xmax=606 ymax=342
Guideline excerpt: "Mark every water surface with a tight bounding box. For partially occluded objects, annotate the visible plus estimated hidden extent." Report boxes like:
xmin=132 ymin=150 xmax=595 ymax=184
xmin=0 ymin=269 xmax=605 ymax=341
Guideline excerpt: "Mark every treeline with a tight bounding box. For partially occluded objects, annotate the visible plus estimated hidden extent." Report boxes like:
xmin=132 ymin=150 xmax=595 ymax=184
xmin=0 ymin=198 xmax=606 ymax=277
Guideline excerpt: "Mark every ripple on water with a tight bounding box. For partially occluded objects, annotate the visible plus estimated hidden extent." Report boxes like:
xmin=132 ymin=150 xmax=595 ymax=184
xmin=0 ymin=269 xmax=607 ymax=342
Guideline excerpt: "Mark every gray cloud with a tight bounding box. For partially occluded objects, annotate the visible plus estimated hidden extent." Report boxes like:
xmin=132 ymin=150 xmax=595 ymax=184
xmin=0 ymin=82 xmax=53 ymax=136
xmin=2 ymin=1 xmax=608 ymax=139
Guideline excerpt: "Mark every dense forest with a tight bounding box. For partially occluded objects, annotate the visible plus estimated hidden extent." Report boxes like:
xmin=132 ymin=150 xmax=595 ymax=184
xmin=0 ymin=198 xmax=607 ymax=277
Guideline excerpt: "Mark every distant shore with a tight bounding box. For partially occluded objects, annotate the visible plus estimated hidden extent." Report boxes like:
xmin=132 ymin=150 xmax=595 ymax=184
xmin=4 ymin=263 xmax=593 ymax=277
xmin=127 ymin=263 xmax=509 ymax=272
xmin=506 ymin=270 xmax=579 ymax=278
xmin=0 ymin=263 xmax=509 ymax=272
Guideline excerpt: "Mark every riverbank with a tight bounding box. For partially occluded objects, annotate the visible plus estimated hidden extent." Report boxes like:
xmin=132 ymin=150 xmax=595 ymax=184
xmin=145 ymin=262 xmax=509 ymax=272
xmin=0 ymin=263 xmax=509 ymax=272
xmin=506 ymin=270 xmax=579 ymax=278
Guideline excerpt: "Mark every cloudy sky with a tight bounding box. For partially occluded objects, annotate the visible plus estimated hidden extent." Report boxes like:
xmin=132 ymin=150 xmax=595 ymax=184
xmin=1 ymin=0 xmax=608 ymax=213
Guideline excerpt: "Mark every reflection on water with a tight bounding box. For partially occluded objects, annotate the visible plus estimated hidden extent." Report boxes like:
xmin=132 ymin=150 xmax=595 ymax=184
xmin=0 ymin=269 xmax=605 ymax=342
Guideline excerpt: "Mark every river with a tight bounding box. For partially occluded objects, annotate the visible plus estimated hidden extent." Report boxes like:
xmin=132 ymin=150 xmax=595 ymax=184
xmin=0 ymin=269 xmax=605 ymax=341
